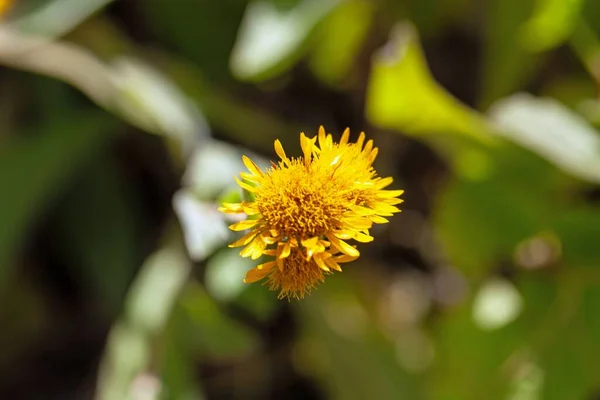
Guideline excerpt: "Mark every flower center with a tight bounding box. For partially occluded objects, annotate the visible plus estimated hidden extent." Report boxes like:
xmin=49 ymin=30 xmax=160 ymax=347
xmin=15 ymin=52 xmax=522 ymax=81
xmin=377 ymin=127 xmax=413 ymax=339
xmin=257 ymin=162 xmax=346 ymax=239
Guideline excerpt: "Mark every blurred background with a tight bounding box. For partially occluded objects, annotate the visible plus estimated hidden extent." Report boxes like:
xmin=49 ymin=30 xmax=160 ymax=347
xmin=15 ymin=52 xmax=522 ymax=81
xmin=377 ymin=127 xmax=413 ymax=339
xmin=2 ymin=0 xmax=600 ymax=399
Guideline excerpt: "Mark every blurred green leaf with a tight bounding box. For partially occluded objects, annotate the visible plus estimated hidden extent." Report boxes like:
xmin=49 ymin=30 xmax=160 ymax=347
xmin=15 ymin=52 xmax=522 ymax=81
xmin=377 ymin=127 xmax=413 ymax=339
xmin=480 ymin=0 xmax=536 ymax=108
xmin=0 ymin=111 xmax=115 ymax=284
xmin=96 ymin=240 xmax=192 ymax=400
xmin=205 ymin=247 xmax=256 ymax=302
xmin=489 ymin=93 xmax=600 ymax=184
xmin=434 ymin=145 xmax=556 ymax=276
xmin=230 ymin=0 xmax=340 ymax=81
xmin=181 ymin=283 xmax=258 ymax=358
xmin=297 ymin=273 xmax=422 ymax=400
xmin=308 ymin=0 xmax=374 ymax=86
xmin=552 ymin=208 xmax=600 ymax=266
xmin=365 ymin=23 xmax=497 ymax=148
xmin=429 ymin=274 xmax=556 ymax=400
xmin=142 ymin=0 xmax=245 ymax=82
xmin=519 ymin=0 xmax=584 ymax=52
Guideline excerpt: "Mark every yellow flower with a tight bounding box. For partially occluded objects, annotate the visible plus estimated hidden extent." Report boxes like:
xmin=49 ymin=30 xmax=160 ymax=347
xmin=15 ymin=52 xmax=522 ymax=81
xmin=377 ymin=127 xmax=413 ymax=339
xmin=0 ymin=0 xmax=14 ymax=19
xmin=219 ymin=126 xmax=403 ymax=299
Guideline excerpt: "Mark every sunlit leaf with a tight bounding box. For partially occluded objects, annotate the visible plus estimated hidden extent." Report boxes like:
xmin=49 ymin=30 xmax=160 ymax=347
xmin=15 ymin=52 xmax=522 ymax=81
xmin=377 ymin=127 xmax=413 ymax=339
xmin=366 ymin=22 xmax=494 ymax=144
xmin=489 ymin=93 xmax=600 ymax=184
xmin=230 ymin=0 xmax=340 ymax=81
xmin=479 ymin=0 xmax=536 ymax=108
xmin=308 ymin=0 xmax=374 ymax=86
xmin=519 ymin=0 xmax=584 ymax=52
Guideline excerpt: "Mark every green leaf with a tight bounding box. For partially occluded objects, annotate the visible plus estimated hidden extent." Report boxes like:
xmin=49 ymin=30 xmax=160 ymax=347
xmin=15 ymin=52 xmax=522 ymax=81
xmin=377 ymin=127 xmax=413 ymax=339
xmin=230 ymin=0 xmax=340 ymax=81
xmin=96 ymin=241 xmax=192 ymax=400
xmin=181 ymin=283 xmax=258 ymax=358
xmin=366 ymin=23 xmax=493 ymax=141
xmin=204 ymin=247 xmax=256 ymax=302
xmin=479 ymin=0 xmax=536 ymax=108
xmin=308 ymin=0 xmax=374 ymax=86
xmin=489 ymin=93 xmax=600 ymax=184
xmin=434 ymin=144 xmax=556 ymax=276
xmin=519 ymin=0 xmax=584 ymax=52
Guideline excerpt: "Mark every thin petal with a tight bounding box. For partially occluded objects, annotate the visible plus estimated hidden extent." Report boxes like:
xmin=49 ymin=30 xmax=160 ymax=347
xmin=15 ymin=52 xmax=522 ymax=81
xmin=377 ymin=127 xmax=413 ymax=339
xmin=334 ymin=254 xmax=359 ymax=263
xmin=370 ymin=215 xmax=389 ymax=224
xmin=229 ymin=229 xmax=260 ymax=247
xmin=314 ymin=254 xmax=331 ymax=272
xmin=234 ymin=176 xmax=258 ymax=193
xmin=328 ymin=235 xmax=360 ymax=257
xmin=318 ymin=126 xmax=327 ymax=149
xmin=353 ymin=231 xmax=374 ymax=243
xmin=375 ymin=176 xmax=394 ymax=189
xmin=325 ymin=257 xmax=342 ymax=271
xmin=218 ymin=202 xmax=243 ymax=213
xmin=274 ymin=139 xmax=287 ymax=160
xmin=378 ymin=189 xmax=404 ymax=198
xmin=356 ymin=132 xmax=366 ymax=148
xmin=229 ymin=218 xmax=261 ymax=231
xmin=244 ymin=261 xmax=276 ymax=283
xmin=340 ymin=127 xmax=350 ymax=145
xmin=242 ymin=155 xmax=264 ymax=177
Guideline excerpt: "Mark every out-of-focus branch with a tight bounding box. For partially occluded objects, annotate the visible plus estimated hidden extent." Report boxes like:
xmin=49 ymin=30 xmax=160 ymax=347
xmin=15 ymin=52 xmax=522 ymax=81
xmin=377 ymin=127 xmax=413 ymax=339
xmin=0 ymin=28 xmax=116 ymax=106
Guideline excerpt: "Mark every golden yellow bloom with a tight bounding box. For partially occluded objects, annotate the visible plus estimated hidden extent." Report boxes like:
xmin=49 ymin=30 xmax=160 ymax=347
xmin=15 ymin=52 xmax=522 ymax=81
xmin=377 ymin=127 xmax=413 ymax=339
xmin=0 ymin=0 xmax=14 ymax=19
xmin=219 ymin=126 xmax=403 ymax=299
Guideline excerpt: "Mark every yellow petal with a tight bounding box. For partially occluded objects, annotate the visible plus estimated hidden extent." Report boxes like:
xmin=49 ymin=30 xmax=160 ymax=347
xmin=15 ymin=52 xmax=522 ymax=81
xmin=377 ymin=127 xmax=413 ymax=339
xmin=274 ymin=139 xmax=287 ymax=160
xmin=378 ymin=189 xmax=404 ymax=198
xmin=314 ymin=254 xmax=331 ymax=272
xmin=353 ymin=232 xmax=374 ymax=243
xmin=240 ymin=172 xmax=261 ymax=182
xmin=382 ymin=198 xmax=404 ymax=206
xmin=370 ymin=215 xmax=389 ymax=224
xmin=356 ymin=132 xmax=366 ymax=148
xmin=325 ymin=257 xmax=342 ymax=271
xmin=278 ymin=242 xmax=291 ymax=259
xmin=242 ymin=155 xmax=264 ymax=177
xmin=218 ymin=202 xmax=243 ymax=213
xmin=301 ymin=236 xmax=319 ymax=249
xmin=240 ymin=237 xmax=267 ymax=260
xmin=234 ymin=176 xmax=258 ymax=193
xmin=244 ymin=261 xmax=276 ymax=283
xmin=328 ymin=235 xmax=360 ymax=257
xmin=318 ymin=126 xmax=327 ymax=148
xmin=375 ymin=176 xmax=394 ymax=189
xmin=368 ymin=147 xmax=379 ymax=164
xmin=229 ymin=229 xmax=260 ymax=247
xmin=229 ymin=219 xmax=261 ymax=231
xmin=334 ymin=254 xmax=358 ymax=263
xmin=340 ymin=127 xmax=350 ymax=145
xmin=342 ymin=217 xmax=373 ymax=230
xmin=371 ymin=202 xmax=400 ymax=214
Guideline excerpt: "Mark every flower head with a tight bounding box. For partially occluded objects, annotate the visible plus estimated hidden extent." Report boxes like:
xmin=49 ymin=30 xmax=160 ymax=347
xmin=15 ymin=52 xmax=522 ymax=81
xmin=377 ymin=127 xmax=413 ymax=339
xmin=219 ymin=126 xmax=403 ymax=299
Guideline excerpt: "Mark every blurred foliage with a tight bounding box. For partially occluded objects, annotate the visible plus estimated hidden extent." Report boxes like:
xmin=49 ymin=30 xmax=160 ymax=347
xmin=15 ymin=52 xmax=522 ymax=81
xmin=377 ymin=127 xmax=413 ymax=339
xmin=2 ymin=0 xmax=600 ymax=399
